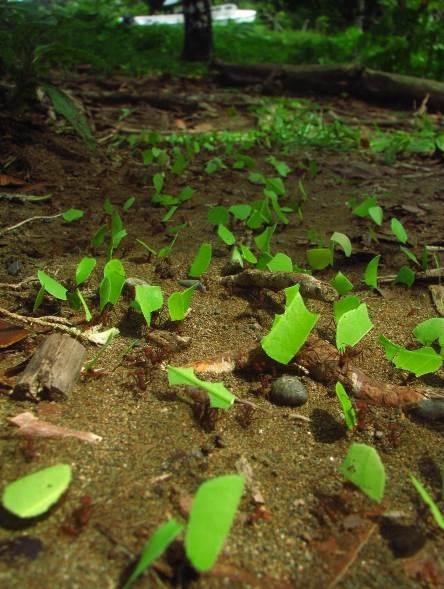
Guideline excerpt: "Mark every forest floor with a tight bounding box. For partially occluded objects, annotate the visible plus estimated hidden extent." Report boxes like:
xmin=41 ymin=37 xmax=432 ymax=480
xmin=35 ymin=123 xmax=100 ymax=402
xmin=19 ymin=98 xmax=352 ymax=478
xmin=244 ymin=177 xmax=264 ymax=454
xmin=0 ymin=72 xmax=444 ymax=589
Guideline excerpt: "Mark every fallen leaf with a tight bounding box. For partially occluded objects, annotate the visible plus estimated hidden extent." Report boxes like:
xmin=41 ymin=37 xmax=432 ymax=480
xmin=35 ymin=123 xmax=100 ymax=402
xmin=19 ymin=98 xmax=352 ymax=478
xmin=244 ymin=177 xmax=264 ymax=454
xmin=0 ymin=318 xmax=29 ymax=349
xmin=8 ymin=412 xmax=102 ymax=443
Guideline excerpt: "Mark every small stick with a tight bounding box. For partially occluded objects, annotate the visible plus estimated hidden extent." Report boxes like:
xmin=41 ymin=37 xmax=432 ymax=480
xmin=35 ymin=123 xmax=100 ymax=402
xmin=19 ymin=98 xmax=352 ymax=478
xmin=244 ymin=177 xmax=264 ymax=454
xmin=0 ymin=307 xmax=88 ymax=342
xmin=0 ymin=212 xmax=63 ymax=235
xmin=379 ymin=267 xmax=444 ymax=284
xmin=0 ymin=277 xmax=39 ymax=290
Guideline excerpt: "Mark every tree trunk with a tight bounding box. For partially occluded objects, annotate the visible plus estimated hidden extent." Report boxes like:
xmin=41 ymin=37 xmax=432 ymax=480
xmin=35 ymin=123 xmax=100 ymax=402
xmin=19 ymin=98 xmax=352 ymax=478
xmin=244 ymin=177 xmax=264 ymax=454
xmin=182 ymin=0 xmax=213 ymax=62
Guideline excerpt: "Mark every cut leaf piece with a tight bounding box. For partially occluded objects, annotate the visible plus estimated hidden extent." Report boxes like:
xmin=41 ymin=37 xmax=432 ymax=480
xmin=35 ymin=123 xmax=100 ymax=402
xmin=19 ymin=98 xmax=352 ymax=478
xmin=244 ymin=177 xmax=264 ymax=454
xmin=168 ymin=285 xmax=196 ymax=321
xmin=335 ymin=382 xmax=357 ymax=430
xmin=217 ymin=224 xmax=236 ymax=246
xmin=412 ymin=318 xmax=444 ymax=347
xmin=167 ymin=366 xmax=236 ymax=409
xmin=267 ymin=252 xmax=293 ymax=273
xmin=390 ymin=218 xmax=408 ymax=244
xmin=330 ymin=231 xmax=352 ymax=257
xmin=336 ymin=303 xmax=373 ymax=352
xmin=333 ymin=295 xmax=361 ymax=323
xmin=368 ymin=205 xmax=383 ymax=226
xmin=261 ymin=285 xmax=319 ymax=364
xmin=395 ymin=266 xmax=415 ymax=287
xmin=135 ymin=285 xmax=163 ymax=327
xmin=410 ymin=475 xmax=444 ymax=530
xmin=330 ymin=271 xmax=353 ymax=295
xmin=37 ymin=270 xmax=67 ymax=300
xmin=189 ymin=243 xmax=212 ymax=278
xmin=75 ymin=257 xmax=96 ymax=286
xmin=340 ymin=443 xmax=385 ymax=502
xmin=306 ymin=247 xmax=332 ymax=270
xmin=185 ymin=475 xmax=244 ymax=572
xmin=62 ymin=208 xmax=84 ymax=222
xmin=392 ymin=346 xmax=442 ymax=377
xmin=363 ymin=255 xmax=380 ymax=289
xmin=2 ymin=464 xmax=72 ymax=518
xmin=123 ymin=519 xmax=184 ymax=589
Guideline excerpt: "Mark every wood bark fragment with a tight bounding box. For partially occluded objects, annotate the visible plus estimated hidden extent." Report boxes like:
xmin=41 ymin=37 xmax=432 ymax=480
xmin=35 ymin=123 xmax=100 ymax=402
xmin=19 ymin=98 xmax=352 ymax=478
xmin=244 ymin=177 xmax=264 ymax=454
xmin=8 ymin=412 xmax=102 ymax=443
xmin=13 ymin=333 xmax=86 ymax=400
xmin=220 ymin=269 xmax=338 ymax=302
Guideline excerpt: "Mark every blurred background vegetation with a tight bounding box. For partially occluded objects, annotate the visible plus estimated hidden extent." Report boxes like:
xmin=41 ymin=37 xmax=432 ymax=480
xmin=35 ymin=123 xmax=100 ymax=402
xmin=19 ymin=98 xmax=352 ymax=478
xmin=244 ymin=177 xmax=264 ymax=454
xmin=1 ymin=0 xmax=443 ymax=109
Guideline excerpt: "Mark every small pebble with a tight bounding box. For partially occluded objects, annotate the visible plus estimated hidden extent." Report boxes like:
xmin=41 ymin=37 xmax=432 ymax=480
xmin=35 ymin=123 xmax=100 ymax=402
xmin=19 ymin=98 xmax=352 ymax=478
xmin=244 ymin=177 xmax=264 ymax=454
xmin=270 ymin=375 xmax=308 ymax=407
xmin=411 ymin=399 xmax=444 ymax=421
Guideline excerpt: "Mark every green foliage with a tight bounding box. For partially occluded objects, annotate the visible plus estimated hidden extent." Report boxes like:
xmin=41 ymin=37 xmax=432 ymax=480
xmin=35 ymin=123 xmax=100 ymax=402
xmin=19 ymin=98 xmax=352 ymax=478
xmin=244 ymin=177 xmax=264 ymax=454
xmin=363 ymin=255 xmax=381 ymax=289
xmin=306 ymin=247 xmax=333 ymax=270
xmin=185 ymin=475 xmax=245 ymax=572
xmin=37 ymin=270 xmax=68 ymax=301
xmin=261 ymin=285 xmax=319 ymax=364
xmin=123 ymin=519 xmax=184 ymax=589
xmin=379 ymin=334 xmax=443 ymax=377
xmin=75 ymin=256 xmax=97 ymax=286
xmin=336 ymin=302 xmax=373 ymax=352
xmin=340 ymin=443 xmax=385 ymax=502
xmin=167 ymin=366 xmax=236 ymax=409
xmin=99 ymin=259 xmax=126 ymax=311
xmin=412 ymin=318 xmax=444 ymax=348
xmin=331 ymin=271 xmax=353 ymax=295
xmin=410 ymin=475 xmax=444 ymax=531
xmin=134 ymin=284 xmax=163 ymax=327
xmin=2 ymin=464 xmax=72 ymax=518
xmin=335 ymin=382 xmax=357 ymax=430
xmin=167 ymin=285 xmax=196 ymax=321
xmin=62 ymin=208 xmax=84 ymax=222
xmin=189 ymin=243 xmax=212 ymax=278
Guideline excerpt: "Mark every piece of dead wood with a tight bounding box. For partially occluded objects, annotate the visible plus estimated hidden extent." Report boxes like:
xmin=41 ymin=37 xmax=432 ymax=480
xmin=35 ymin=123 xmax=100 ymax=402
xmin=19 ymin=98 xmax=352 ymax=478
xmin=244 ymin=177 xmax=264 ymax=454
xmin=189 ymin=334 xmax=441 ymax=408
xmin=379 ymin=267 xmax=444 ymax=284
xmin=8 ymin=411 xmax=102 ymax=443
xmin=429 ymin=284 xmax=444 ymax=316
xmin=212 ymin=62 xmax=444 ymax=112
xmin=13 ymin=333 xmax=86 ymax=400
xmin=220 ymin=269 xmax=338 ymax=302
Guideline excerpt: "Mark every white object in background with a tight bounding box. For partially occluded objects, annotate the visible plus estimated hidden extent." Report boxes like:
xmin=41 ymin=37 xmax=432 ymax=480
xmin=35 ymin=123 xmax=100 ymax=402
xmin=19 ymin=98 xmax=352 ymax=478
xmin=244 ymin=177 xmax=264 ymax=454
xmin=122 ymin=4 xmax=256 ymax=26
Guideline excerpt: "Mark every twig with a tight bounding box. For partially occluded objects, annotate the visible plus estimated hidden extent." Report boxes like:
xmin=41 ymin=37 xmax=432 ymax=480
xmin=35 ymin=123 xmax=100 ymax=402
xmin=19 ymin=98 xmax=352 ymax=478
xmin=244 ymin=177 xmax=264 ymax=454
xmin=0 ymin=212 xmax=62 ymax=235
xmin=220 ymin=269 xmax=338 ymax=302
xmin=327 ymin=523 xmax=378 ymax=589
xmin=0 ymin=277 xmax=39 ymax=290
xmin=0 ymin=307 xmax=88 ymax=343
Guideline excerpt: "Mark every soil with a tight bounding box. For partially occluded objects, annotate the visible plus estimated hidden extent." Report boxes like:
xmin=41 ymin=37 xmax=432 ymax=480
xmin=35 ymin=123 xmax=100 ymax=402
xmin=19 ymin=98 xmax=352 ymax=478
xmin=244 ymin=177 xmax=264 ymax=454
xmin=0 ymin=73 xmax=444 ymax=589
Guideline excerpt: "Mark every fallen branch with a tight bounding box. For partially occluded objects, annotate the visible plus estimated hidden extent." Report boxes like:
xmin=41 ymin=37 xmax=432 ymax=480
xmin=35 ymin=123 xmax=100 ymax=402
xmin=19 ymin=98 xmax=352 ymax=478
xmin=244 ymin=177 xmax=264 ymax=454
xmin=0 ymin=212 xmax=63 ymax=236
xmin=8 ymin=411 xmax=102 ymax=443
xmin=0 ymin=307 xmax=87 ymax=342
xmin=220 ymin=269 xmax=338 ymax=302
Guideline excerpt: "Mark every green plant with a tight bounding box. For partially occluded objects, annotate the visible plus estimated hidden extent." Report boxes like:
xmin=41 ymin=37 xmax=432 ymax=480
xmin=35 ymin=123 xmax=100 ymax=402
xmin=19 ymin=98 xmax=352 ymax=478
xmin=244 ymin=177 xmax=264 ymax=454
xmin=189 ymin=243 xmax=212 ymax=278
xmin=99 ymin=258 xmax=126 ymax=311
xmin=379 ymin=333 xmax=443 ymax=377
xmin=410 ymin=474 xmax=444 ymax=530
xmin=340 ymin=443 xmax=385 ymax=502
xmin=2 ymin=464 xmax=72 ymax=518
xmin=134 ymin=284 xmax=163 ymax=327
xmin=167 ymin=366 xmax=236 ymax=409
xmin=334 ymin=298 xmax=373 ymax=352
xmin=261 ymin=284 xmax=319 ymax=364
xmin=167 ymin=284 xmax=197 ymax=321
xmin=335 ymin=382 xmax=357 ymax=430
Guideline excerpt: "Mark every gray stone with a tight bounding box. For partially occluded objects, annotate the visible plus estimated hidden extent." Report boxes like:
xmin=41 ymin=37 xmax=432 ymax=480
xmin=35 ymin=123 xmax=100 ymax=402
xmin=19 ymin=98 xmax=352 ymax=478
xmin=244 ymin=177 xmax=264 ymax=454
xmin=270 ymin=375 xmax=308 ymax=407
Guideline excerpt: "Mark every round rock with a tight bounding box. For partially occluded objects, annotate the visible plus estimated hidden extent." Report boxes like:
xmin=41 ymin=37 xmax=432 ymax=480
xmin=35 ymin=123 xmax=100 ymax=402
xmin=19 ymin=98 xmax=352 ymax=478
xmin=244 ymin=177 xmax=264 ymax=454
xmin=270 ymin=375 xmax=308 ymax=407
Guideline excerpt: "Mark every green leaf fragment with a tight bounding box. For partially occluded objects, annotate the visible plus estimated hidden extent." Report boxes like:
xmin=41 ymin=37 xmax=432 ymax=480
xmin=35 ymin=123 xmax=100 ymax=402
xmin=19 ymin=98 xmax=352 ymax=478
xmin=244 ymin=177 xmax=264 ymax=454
xmin=410 ymin=475 xmax=444 ymax=530
xmin=123 ymin=519 xmax=184 ymax=589
xmin=37 ymin=270 xmax=67 ymax=300
xmin=340 ymin=443 xmax=385 ymax=502
xmin=168 ymin=285 xmax=196 ymax=321
xmin=392 ymin=347 xmax=442 ymax=377
xmin=395 ymin=266 xmax=415 ymax=287
xmin=363 ymin=255 xmax=380 ymax=289
xmin=217 ymin=224 xmax=236 ymax=246
xmin=167 ymin=366 xmax=236 ymax=409
xmin=390 ymin=218 xmax=408 ymax=243
xmin=267 ymin=252 xmax=293 ymax=273
xmin=208 ymin=206 xmax=229 ymax=226
xmin=330 ymin=231 xmax=352 ymax=257
xmin=306 ymin=247 xmax=332 ymax=270
xmin=261 ymin=285 xmax=319 ymax=364
xmin=62 ymin=208 xmax=84 ymax=222
xmin=335 ymin=382 xmax=357 ymax=430
xmin=135 ymin=285 xmax=163 ymax=327
xmin=330 ymin=271 xmax=353 ymax=295
xmin=2 ymin=464 xmax=72 ymax=518
xmin=336 ymin=303 xmax=373 ymax=352
xmin=413 ymin=318 xmax=444 ymax=347
xmin=189 ymin=243 xmax=212 ymax=278
xmin=185 ymin=475 xmax=245 ymax=572
xmin=368 ymin=205 xmax=383 ymax=226
xmin=75 ymin=257 xmax=96 ymax=286
xmin=333 ymin=295 xmax=361 ymax=322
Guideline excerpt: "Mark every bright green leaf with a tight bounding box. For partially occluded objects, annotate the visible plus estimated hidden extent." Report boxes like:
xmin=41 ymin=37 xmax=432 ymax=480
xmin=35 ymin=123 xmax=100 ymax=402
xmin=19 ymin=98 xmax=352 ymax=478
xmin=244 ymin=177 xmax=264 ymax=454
xmin=368 ymin=205 xmax=383 ymax=226
xmin=168 ymin=285 xmax=196 ymax=321
xmin=330 ymin=232 xmax=352 ymax=257
xmin=413 ymin=318 xmax=444 ymax=347
xmin=62 ymin=208 xmax=84 ymax=222
xmin=76 ymin=257 xmax=96 ymax=286
xmin=400 ymin=247 xmax=420 ymax=266
xmin=306 ymin=248 xmax=332 ymax=270
xmin=364 ymin=255 xmax=380 ymax=289
xmin=333 ymin=295 xmax=361 ymax=323
xmin=410 ymin=475 xmax=444 ymax=530
xmin=395 ymin=266 xmax=415 ymax=287
xmin=239 ymin=244 xmax=257 ymax=264
xmin=135 ymin=285 xmax=163 ymax=327
xmin=167 ymin=366 xmax=236 ymax=409
xmin=340 ymin=443 xmax=385 ymax=502
xmin=335 ymin=382 xmax=357 ymax=430
xmin=208 ymin=206 xmax=229 ymax=226
xmin=37 ymin=270 xmax=67 ymax=300
xmin=123 ymin=519 xmax=184 ymax=589
xmin=261 ymin=285 xmax=319 ymax=364
xmin=229 ymin=204 xmax=251 ymax=221
xmin=123 ymin=196 xmax=136 ymax=212
xmin=330 ymin=271 xmax=353 ymax=296
xmin=267 ymin=252 xmax=293 ymax=273
xmin=390 ymin=218 xmax=408 ymax=244
xmin=217 ymin=224 xmax=236 ymax=246
xmin=336 ymin=303 xmax=373 ymax=352
xmin=2 ymin=464 xmax=72 ymax=518
xmin=185 ymin=475 xmax=245 ymax=572
xmin=254 ymin=224 xmax=276 ymax=254
xmin=351 ymin=196 xmax=378 ymax=218
xmin=392 ymin=347 xmax=442 ymax=377
xmin=189 ymin=243 xmax=212 ymax=278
